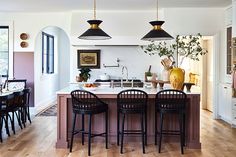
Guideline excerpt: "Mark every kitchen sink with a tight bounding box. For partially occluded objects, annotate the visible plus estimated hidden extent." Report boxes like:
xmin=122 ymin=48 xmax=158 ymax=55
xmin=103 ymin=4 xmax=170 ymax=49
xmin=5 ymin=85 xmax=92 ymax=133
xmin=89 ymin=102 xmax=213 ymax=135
xmin=95 ymin=79 xmax=143 ymax=87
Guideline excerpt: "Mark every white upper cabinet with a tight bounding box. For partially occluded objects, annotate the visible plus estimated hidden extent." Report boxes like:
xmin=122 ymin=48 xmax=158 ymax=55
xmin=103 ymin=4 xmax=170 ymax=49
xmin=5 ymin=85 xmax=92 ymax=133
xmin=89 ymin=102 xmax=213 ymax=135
xmin=233 ymin=0 xmax=236 ymax=37
xmin=225 ymin=7 xmax=232 ymax=26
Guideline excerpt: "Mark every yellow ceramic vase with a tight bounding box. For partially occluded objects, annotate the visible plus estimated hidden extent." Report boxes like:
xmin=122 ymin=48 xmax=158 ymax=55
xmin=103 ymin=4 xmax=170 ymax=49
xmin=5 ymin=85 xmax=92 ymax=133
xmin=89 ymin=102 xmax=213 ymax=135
xmin=169 ymin=68 xmax=185 ymax=90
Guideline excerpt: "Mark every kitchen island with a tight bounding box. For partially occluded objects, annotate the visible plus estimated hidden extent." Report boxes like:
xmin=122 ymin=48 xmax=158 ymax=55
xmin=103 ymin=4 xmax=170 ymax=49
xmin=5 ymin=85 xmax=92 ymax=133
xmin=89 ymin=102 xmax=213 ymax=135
xmin=56 ymin=84 xmax=201 ymax=149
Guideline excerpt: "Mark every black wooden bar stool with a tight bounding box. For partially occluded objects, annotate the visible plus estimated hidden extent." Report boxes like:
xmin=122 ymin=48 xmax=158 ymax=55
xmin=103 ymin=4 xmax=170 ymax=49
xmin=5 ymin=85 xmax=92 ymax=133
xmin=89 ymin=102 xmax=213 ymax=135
xmin=155 ymin=89 xmax=187 ymax=154
xmin=117 ymin=89 xmax=148 ymax=154
xmin=70 ymin=90 xmax=108 ymax=156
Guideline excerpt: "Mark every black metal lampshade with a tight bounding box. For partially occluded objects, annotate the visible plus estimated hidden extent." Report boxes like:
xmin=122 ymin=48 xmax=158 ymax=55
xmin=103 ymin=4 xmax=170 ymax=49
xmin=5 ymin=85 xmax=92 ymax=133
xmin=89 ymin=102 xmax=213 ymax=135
xmin=78 ymin=20 xmax=111 ymax=40
xmin=141 ymin=21 xmax=173 ymax=41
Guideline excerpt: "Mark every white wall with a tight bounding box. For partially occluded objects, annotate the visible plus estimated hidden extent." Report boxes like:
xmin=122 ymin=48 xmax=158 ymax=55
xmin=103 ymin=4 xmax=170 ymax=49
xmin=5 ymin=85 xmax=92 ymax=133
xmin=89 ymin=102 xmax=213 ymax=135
xmin=0 ymin=12 xmax=71 ymax=52
xmin=58 ymin=30 xmax=70 ymax=89
xmin=71 ymin=46 xmax=162 ymax=82
xmin=233 ymin=0 xmax=236 ymax=37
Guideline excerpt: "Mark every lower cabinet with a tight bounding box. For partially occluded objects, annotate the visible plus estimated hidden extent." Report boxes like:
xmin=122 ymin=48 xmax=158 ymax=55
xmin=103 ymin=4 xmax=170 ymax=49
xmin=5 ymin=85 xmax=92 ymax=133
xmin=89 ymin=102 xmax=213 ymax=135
xmin=231 ymin=99 xmax=236 ymax=127
xmin=218 ymin=83 xmax=232 ymax=124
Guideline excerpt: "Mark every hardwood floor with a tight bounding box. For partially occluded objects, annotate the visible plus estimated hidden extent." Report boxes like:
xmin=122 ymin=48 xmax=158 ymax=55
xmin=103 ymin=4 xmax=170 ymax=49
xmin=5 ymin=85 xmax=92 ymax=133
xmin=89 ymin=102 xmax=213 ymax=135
xmin=0 ymin=110 xmax=236 ymax=157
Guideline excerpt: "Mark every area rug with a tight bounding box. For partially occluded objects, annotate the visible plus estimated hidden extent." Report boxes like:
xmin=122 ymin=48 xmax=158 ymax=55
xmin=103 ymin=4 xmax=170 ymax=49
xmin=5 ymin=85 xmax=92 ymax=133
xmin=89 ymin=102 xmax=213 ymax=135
xmin=36 ymin=104 xmax=57 ymax=116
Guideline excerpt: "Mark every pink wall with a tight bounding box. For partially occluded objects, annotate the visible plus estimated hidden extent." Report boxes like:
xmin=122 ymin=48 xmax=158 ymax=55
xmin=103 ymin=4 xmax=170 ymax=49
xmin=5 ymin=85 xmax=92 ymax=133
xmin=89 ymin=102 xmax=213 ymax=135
xmin=13 ymin=52 xmax=34 ymax=107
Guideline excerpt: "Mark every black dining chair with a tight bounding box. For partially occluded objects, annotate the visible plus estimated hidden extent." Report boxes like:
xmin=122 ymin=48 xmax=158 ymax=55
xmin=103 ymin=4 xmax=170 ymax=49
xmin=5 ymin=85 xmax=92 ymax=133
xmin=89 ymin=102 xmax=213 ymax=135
xmin=155 ymin=89 xmax=187 ymax=154
xmin=6 ymin=91 xmax=25 ymax=134
xmin=21 ymin=88 xmax=32 ymax=125
xmin=0 ymin=93 xmax=15 ymax=142
xmin=70 ymin=90 xmax=108 ymax=156
xmin=4 ymin=79 xmax=27 ymax=91
xmin=117 ymin=89 xmax=148 ymax=154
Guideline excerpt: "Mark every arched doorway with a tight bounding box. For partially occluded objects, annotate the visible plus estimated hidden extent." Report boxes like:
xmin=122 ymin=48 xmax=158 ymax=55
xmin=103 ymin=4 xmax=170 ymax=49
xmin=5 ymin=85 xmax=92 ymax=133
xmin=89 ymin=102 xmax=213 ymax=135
xmin=34 ymin=26 xmax=70 ymax=114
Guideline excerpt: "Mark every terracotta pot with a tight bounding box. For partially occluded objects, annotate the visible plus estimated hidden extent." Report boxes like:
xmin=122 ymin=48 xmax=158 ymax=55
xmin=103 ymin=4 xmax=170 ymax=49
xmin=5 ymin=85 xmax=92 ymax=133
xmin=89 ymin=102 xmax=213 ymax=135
xmin=169 ymin=68 xmax=185 ymax=90
xmin=76 ymin=76 xmax=83 ymax=82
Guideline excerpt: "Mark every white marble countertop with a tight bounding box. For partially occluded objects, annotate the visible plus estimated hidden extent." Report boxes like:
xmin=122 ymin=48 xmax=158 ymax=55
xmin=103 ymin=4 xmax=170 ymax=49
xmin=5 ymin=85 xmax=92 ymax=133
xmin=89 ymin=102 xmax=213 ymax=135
xmin=57 ymin=84 xmax=200 ymax=95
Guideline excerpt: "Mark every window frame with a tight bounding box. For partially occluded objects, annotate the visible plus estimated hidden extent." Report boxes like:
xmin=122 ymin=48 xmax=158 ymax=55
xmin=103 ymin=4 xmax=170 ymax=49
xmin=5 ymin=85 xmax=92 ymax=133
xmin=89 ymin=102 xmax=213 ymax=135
xmin=42 ymin=32 xmax=54 ymax=74
xmin=0 ymin=26 xmax=9 ymax=75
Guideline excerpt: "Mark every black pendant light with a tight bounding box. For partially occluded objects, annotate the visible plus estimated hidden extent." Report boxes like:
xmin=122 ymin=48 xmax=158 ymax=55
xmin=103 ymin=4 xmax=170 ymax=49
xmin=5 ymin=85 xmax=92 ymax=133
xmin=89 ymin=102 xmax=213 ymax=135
xmin=79 ymin=0 xmax=111 ymax=40
xmin=141 ymin=0 xmax=173 ymax=41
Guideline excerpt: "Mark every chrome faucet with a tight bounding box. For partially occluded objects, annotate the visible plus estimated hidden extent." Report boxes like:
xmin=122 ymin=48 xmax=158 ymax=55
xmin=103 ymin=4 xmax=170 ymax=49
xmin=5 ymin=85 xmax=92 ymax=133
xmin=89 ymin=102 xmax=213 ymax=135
xmin=122 ymin=66 xmax=128 ymax=82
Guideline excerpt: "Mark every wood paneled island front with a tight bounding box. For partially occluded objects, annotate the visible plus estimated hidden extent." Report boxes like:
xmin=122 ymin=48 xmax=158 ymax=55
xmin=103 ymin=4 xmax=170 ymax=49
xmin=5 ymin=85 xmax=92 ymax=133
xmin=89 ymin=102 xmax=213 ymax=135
xmin=56 ymin=85 xmax=201 ymax=149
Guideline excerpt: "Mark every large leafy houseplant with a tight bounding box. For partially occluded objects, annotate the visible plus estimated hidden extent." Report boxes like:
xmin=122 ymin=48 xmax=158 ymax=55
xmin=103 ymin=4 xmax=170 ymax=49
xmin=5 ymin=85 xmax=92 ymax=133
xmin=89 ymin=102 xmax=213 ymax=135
xmin=141 ymin=33 xmax=208 ymax=67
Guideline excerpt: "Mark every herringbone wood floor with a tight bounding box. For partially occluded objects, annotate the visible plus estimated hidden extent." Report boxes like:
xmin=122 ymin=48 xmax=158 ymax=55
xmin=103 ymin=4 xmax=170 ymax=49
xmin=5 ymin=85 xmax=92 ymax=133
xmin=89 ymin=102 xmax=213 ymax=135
xmin=0 ymin=110 xmax=236 ymax=157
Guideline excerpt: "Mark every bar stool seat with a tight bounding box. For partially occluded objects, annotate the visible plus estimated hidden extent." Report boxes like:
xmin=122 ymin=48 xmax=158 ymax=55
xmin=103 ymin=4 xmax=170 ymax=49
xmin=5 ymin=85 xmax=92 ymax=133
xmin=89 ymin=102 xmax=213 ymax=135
xmin=155 ymin=89 xmax=187 ymax=154
xmin=117 ymin=89 xmax=148 ymax=154
xmin=70 ymin=90 xmax=108 ymax=156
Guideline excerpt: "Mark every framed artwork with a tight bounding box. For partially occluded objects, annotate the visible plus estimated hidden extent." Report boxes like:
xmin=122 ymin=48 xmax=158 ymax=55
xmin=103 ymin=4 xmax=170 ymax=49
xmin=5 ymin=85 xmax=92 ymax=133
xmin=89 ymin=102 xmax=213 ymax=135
xmin=77 ymin=49 xmax=100 ymax=69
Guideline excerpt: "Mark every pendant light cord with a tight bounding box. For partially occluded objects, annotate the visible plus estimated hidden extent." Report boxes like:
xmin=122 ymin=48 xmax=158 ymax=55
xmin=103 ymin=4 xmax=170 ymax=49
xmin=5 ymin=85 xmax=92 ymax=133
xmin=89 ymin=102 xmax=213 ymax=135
xmin=156 ymin=0 xmax=158 ymax=20
xmin=94 ymin=0 xmax=96 ymax=19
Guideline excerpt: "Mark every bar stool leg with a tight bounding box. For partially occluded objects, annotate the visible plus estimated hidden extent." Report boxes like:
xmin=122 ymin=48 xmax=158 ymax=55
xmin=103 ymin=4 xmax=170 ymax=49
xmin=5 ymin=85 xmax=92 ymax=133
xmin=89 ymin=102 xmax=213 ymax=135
xmin=0 ymin=117 xmax=3 ymax=142
xmin=82 ymin=114 xmax=84 ymax=145
xmin=70 ymin=114 xmax=77 ymax=152
xmin=145 ymin=109 xmax=147 ymax=146
xmin=120 ymin=113 xmax=125 ymax=154
xmin=117 ymin=110 xmax=120 ymax=146
xmin=179 ymin=114 xmax=184 ymax=154
xmin=155 ymin=110 xmax=157 ymax=145
xmin=141 ymin=113 xmax=145 ymax=154
xmin=105 ymin=111 xmax=108 ymax=149
xmin=158 ymin=113 xmax=164 ymax=153
xmin=183 ymin=113 xmax=186 ymax=146
xmin=88 ymin=114 xmax=92 ymax=156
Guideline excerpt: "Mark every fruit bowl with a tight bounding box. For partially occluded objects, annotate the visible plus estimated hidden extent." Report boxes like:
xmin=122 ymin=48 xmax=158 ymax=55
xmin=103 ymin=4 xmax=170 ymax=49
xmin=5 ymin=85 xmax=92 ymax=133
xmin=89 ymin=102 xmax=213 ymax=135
xmin=83 ymin=83 xmax=97 ymax=91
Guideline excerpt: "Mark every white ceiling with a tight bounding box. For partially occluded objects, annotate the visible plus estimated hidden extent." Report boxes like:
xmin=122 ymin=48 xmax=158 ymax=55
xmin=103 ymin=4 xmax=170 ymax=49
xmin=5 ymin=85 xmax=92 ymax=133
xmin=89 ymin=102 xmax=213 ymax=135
xmin=0 ymin=0 xmax=232 ymax=12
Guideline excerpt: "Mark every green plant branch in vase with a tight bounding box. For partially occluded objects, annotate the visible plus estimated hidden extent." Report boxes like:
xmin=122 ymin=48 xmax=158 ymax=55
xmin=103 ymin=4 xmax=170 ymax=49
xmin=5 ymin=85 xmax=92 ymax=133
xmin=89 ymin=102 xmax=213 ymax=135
xmin=141 ymin=33 xmax=208 ymax=90
xmin=140 ymin=33 xmax=208 ymax=67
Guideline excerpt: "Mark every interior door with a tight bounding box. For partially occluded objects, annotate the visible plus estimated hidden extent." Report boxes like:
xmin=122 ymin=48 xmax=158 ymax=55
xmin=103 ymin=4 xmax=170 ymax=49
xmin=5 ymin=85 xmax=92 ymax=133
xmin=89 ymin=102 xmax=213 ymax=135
xmin=206 ymin=39 xmax=213 ymax=112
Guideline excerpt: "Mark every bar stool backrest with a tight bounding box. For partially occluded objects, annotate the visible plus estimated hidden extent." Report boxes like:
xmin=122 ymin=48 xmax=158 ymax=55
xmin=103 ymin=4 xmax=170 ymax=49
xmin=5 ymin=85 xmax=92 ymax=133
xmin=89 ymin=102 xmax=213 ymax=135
xmin=155 ymin=89 xmax=187 ymax=113
xmin=71 ymin=90 xmax=105 ymax=113
xmin=117 ymin=89 xmax=148 ymax=112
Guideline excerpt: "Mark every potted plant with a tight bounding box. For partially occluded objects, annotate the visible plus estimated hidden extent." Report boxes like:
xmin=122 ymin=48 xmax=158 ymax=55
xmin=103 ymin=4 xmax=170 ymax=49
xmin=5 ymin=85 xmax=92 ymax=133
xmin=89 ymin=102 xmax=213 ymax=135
xmin=78 ymin=67 xmax=91 ymax=82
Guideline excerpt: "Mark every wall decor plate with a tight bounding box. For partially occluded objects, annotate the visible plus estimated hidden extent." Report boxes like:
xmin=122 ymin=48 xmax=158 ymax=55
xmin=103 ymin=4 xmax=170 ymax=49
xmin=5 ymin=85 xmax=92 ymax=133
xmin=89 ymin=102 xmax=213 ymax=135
xmin=20 ymin=41 xmax=28 ymax=48
xmin=20 ymin=33 xmax=28 ymax=40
